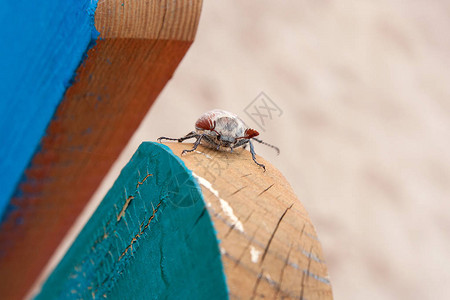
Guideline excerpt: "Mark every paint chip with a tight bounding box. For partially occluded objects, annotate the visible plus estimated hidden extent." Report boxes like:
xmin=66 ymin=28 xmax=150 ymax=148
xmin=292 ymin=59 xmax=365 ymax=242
xmin=250 ymin=246 xmax=261 ymax=263
xmin=194 ymin=150 xmax=212 ymax=159
xmin=192 ymin=172 xmax=244 ymax=233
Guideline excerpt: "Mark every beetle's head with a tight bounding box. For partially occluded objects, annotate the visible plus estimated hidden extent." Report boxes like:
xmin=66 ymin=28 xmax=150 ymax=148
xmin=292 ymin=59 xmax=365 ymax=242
xmin=215 ymin=133 xmax=236 ymax=148
xmin=215 ymin=128 xmax=259 ymax=149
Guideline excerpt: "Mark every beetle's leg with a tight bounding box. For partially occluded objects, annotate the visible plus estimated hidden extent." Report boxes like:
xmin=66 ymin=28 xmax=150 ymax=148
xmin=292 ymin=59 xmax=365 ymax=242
xmin=232 ymin=139 xmax=249 ymax=152
xmin=248 ymin=140 xmax=266 ymax=171
xmin=157 ymin=136 xmax=178 ymax=142
xmin=202 ymin=135 xmax=220 ymax=149
xmin=177 ymin=131 xmax=199 ymax=142
xmin=252 ymin=138 xmax=280 ymax=155
xmin=158 ymin=131 xmax=197 ymax=143
xmin=181 ymin=134 xmax=204 ymax=155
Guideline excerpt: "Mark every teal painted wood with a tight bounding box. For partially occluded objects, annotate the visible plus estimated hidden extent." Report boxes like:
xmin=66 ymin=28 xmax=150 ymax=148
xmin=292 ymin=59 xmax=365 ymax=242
xmin=35 ymin=142 xmax=228 ymax=299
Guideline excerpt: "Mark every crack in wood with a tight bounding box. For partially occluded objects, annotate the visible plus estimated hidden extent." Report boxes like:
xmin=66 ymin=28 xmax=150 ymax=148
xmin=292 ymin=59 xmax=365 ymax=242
xmin=233 ymin=227 xmax=259 ymax=268
xmin=251 ymin=269 xmax=264 ymax=300
xmin=117 ymin=195 xmax=134 ymax=222
xmin=208 ymin=204 xmax=329 ymax=282
xmin=221 ymin=247 xmax=319 ymax=299
xmin=117 ymin=173 xmax=153 ymax=222
xmin=257 ymin=183 xmax=274 ymax=197
xmin=300 ymin=245 xmax=314 ymax=300
xmin=243 ymin=210 xmax=254 ymax=224
xmin=224 ymin=208 xmax=253 ymax=239
xmin=260 ymin=203 xmax=294 ymax=265
xmin=118 ymin=199 xmax=163 ymax=261
xmin=275 ymin=242 xmax=293 ymax=299
xmin=193 ymin=206 xmax=207 ymax=227
xmin=228 ymin=185 xmax=246 ymax=197
xmin=136 ymin=173 xmax=153 ymax=189
xmin=224 ymin=222 xmax=237 ymax=238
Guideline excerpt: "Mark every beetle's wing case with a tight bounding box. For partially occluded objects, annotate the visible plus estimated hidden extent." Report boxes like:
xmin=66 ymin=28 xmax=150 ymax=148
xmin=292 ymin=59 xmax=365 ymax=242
xmin=195 ymin=110 xmax=231 ymax=130
xmin=195 ymin=111 xmax=216 ymax=132
xmin=195 ymin=109 xmax=247 ymax=136
xmin=218 ymin=110 xmax=247 ymax=138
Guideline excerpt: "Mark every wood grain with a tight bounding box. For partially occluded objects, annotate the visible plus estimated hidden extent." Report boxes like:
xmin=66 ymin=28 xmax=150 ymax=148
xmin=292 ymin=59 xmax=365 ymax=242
xmin=164 ymin=142 xmax=333 ymax=299
xmin=0 ymin=1 xmax=202 ymax=299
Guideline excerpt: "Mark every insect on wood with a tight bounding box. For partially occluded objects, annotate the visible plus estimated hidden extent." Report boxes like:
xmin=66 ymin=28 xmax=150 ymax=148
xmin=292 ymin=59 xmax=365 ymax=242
xmin=157 ymin=109 xmax=280 ymax=170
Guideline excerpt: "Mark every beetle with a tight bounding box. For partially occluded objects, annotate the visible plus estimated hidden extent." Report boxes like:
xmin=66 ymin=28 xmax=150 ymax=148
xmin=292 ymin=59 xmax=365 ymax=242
xmin=157 ymin=109 xmax=279 ymax=171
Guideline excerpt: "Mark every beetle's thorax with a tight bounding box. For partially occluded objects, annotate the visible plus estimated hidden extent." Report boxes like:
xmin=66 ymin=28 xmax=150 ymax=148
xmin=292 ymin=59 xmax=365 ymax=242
xmin=215 ymin=116 xmax=246 ymax=138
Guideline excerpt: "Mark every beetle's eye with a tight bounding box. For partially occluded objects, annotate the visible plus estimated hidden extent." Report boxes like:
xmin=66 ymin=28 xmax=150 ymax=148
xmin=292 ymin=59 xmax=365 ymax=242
xmin=217 ymin=134 xmax=221 ymax=140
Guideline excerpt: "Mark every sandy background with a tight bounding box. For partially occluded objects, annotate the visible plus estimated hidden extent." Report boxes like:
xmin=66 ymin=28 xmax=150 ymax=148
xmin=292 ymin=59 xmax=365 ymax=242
xmin=92 ymin=1 xmax=450 ymax=299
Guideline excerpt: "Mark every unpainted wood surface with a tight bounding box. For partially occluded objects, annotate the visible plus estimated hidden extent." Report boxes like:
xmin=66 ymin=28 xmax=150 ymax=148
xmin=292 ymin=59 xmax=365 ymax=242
xmin=165 ymin=142 xmax=333 ymax=299
xmin=0 ymin=1 xmax=203 ymax=299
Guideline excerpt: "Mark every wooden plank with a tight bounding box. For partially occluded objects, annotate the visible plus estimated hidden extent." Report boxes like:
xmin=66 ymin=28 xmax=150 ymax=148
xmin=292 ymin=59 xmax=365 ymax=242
xmin=0 ymin=1 xmax=203 ymax=299
xmin=0 ymin=1 xmax=98 ymax=217
xmin=164 ymin=142 xmax=333 ymax=299
xmin=36 ymin=142 xmax=332 ymax=299
xmin=35 ymin=143 xmax=227 ymax=299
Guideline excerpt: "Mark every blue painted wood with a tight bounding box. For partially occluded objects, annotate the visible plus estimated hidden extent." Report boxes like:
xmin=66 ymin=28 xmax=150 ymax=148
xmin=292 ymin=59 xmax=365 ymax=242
xmin=35 ymin=142 xmax=228 ymax=299
xmin=0 ymin=0 xmax=99 ymax=216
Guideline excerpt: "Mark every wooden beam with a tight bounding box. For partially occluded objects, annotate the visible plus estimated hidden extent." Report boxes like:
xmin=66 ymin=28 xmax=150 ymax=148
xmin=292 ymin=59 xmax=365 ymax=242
xmin=0 ymin=1 xmax=203 ymax=299
xmin=36 ymin=142 xmax=333 ymax=299
xmin=165 ymin=142 xmax=333 ymax=299
xmin=0 ymin=1 xmax=98 ymax=218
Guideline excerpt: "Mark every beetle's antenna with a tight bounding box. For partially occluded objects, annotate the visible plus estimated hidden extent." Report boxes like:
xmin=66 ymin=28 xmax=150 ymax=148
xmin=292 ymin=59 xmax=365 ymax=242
xmin=252 ymin=138 xmax=280 ymax=155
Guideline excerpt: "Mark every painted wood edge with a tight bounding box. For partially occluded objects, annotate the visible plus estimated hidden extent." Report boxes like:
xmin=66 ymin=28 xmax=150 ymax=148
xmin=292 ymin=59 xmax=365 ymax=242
xmin=34 ymin=142 xmax=228 ymax=299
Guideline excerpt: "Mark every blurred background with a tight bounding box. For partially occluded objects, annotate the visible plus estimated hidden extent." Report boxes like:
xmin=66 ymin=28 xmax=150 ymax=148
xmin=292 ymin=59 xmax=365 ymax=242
xmin=91 ymin=1 xmax=450 ymax=299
